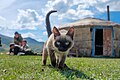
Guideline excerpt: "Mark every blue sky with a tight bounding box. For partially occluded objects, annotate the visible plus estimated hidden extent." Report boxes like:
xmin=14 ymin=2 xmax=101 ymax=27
xmin=0 ymin=0 xmax=120 ymax=42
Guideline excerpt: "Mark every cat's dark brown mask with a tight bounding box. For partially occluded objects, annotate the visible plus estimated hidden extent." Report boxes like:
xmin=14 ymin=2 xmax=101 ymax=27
xmin=53 ymin=27 xmax=74 ymax=52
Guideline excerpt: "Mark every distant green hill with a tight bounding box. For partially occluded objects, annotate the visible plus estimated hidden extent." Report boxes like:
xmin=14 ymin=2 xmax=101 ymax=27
xmin=0 ymin=34 xmax=44 ymax=53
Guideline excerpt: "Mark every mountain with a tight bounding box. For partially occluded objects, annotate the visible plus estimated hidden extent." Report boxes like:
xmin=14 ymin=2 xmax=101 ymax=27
xmin=0 ymin=34 xmax=13 ymax=52
xmin=0 ymin=34 xmax=44 ymax=53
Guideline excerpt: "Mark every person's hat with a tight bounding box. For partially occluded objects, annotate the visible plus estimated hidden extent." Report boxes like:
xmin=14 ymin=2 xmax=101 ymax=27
xmin=9 ymin=43 xmax=14 ymax=47
xmin=22 ymin=40 xmax=27 ymax=43
xmin=15 ymin=32 xmax=19 ymax=35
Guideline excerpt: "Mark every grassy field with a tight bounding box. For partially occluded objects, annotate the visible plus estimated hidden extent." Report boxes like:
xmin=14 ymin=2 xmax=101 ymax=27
xmin=0 ymin=54 xmax=120 ymax=80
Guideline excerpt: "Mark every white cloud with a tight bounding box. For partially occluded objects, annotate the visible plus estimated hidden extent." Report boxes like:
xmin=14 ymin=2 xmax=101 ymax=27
xmin=0 ymin=16 xmax=7 ymax=26
xmin=107 ymin=1 xmax=120 ymax=11
xmin=0 ymin=16 xmax=6 ymax=21
xmin=94 ymin=0 xmax=120 ymax=12
xmin=0 ymin=0 xmax=15 ymax=10
xmin=43 ymin=0 xmax=95 ymax=21
xmin=0 ymin=16 xmax=12 ymax=30
xmin=43 ymin=0 xmax=69 ymax=14
xmin=43 ymin=31 xmax=47 ymax=35
xmin=43 ymin=0 xmax=120 ymax=21
xmin=22 ymin=32 xmax=44 ymax=42
xmin=14 ymin=9 xmax=44 ymax=30
xmin=53 ymin=0 xmax=69 ymax=13
xmin=0 ymin=16 xmax=17 ymax=37
xmin=0 ymin=9 xmax=45 ymax=30
xmin=22 ymin=32 xmax=36 ymax=38
xmin=37 ymin=38 xmax=44 ymax=42
xmin=0 ymin=29 xmax=15 ymax=37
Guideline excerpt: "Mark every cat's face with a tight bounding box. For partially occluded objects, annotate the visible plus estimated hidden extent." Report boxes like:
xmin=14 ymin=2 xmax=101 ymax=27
xmin=54 ymin=37 xmax=72 ymax=52
xmin=53 ymin=27 xmax=74 ymax=52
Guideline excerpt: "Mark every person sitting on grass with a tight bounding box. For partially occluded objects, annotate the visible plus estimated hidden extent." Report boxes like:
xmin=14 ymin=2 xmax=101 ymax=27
xmin=17 ymin=40 xmax=35 ymax=55
xmin=8 ymin=43 xmax=23 ymax=56
xmin=21 ymin=40 xmax=30 ymax=51
xmin=13 ymin=32 xmax=23 ymax=55
xmin=9 ymin=43 xmax=15 ymax=55
xmin=21 ymin=40 xmax=35 ymax=55
xmin=8 ymin=32 xmax=23 ymax=55
xmin=9 ymin=32 xmax=35 ymax=55
xmin=14 ymin=32 xmax=23 ymax=45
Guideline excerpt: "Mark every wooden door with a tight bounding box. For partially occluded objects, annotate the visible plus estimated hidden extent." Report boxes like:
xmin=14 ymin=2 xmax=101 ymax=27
xmin=103 ymin=28 xmax=112 ymax=56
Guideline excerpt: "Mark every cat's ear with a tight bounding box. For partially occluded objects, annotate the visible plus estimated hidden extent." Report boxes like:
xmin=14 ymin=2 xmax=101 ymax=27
xmin=53 ymin=26 xmax=60 ymax=38
xmin=66 ymin=27 xmax=74 ymax=40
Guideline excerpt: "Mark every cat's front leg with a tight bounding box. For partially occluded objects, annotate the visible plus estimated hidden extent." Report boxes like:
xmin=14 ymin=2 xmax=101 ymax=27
xmin=58 ymin=55 xmax=67 ymax=69
xmin=48 ymin=49 xmax=56 ymax=67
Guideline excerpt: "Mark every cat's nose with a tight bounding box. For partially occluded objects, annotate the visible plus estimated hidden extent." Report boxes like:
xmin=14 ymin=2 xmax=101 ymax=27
xmin=58 ymin=47 xmax=67 ymax=52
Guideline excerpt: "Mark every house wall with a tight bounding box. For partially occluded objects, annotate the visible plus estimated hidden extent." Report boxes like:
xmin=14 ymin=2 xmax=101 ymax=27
xmin=71 ymin=27 xmax=92 ymax=57
xmin=114 ymin=27 xmax=120 ymax=57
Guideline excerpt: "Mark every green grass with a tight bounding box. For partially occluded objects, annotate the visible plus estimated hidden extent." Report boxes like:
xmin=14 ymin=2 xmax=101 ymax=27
xmin=0 ymin=54 xmax=120 ymax=80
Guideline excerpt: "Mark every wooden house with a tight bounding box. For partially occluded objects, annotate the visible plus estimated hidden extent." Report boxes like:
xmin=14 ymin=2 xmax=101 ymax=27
xmin=59 ymin=18 xmax=120 ymax=57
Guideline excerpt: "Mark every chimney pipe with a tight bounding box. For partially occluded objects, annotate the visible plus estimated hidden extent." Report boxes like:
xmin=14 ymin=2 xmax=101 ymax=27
xmin=107 ymin=5 xmax=110 ymax=21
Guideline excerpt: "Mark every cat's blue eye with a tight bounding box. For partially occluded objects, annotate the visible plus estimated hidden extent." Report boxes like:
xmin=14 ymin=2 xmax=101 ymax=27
xmin=56 ymin=42 xmax=60 ymax=45
xmin=65 ymin=42 xmax=69 ymax=45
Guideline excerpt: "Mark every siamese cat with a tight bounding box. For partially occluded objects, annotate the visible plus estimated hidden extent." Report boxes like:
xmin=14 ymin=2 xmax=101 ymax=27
xmin=42 ymin=26 xmax=74 ymax=69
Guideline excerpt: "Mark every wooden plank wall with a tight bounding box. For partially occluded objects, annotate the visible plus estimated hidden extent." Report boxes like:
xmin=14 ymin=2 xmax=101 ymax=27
xmin=103 ymin=29 xmax=112 ymax=56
